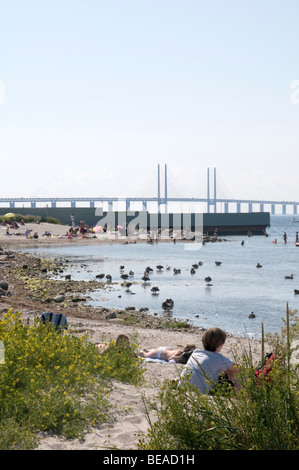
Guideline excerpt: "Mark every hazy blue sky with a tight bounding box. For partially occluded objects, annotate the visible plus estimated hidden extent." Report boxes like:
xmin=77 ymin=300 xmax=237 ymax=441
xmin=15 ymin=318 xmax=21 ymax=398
xmin=1 ymin=1 xmax=299 ymax=205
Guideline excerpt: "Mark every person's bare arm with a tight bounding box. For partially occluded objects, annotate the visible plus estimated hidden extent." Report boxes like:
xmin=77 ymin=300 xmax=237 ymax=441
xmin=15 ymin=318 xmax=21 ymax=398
xmin=168 ymin=350 xmax=183 ymax=362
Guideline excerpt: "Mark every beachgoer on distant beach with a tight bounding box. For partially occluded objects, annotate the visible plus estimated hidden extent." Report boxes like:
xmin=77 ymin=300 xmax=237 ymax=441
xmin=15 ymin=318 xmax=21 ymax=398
xmin=24 ymin=229 xmax=32 ymax=238
xmin=179 ymin=327 xmax=239 ymax=393
xmin=138 ymin=343 xmax=196 ymax=363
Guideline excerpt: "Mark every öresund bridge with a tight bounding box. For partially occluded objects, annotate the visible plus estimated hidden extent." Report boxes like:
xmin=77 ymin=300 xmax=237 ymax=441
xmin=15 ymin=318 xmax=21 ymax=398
xmin=0 ymin=165 xmax=298 ymax=215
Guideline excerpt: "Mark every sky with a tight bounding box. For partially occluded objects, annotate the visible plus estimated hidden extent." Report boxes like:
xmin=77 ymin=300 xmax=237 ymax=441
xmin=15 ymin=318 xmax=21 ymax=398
xmin=1 ymin=0 xmax=299 ymax=207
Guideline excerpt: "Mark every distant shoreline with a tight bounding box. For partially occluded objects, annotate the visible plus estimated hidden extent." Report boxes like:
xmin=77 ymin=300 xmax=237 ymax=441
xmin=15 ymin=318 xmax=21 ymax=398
xmin=0 ymin=221 xmax=230 ymax=248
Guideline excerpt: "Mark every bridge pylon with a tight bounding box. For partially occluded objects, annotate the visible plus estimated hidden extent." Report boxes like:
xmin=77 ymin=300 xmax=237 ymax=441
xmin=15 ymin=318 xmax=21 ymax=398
xmin=207 ymin=167 xmax=217 ymax=213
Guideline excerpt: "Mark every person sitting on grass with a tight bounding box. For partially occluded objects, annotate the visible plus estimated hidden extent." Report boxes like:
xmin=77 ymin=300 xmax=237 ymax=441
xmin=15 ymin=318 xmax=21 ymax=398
xmin=179 ymin=327 xmax=239 ymax=393
xmin=137 ymin=343 xmax=196 ymax=363
xmin=95 ymin=334 xmax=131 ymax=353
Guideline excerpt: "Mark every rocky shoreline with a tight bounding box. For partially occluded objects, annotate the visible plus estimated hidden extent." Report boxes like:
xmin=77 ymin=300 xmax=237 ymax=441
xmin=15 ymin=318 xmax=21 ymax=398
xmin=0 ymin=221 xmax=233 ymax=332
xmin=0 ymin=244 xmax=200 ymax=332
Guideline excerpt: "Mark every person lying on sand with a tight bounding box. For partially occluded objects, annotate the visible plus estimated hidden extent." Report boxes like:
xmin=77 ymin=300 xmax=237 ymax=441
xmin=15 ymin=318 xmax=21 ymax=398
xmin=137 ymin=343 xmax=196 ymax=363
xmin=95 ymin=334 xmax=131 ymax=353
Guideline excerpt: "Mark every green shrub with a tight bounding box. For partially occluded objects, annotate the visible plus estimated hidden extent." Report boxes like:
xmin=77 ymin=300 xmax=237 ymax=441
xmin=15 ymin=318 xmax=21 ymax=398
xmin=139 ymin=359 xmax=298 ymax=450
xmin=95 ymin=334 xmax=144 ymax=385
xmin=0 ymin=311 xmax=144 ymax=449
xmin=0 ymin=214 xmax=41 ymax=223
xmin=22 ymin=214 xmax=41 ymax=223
xmin=42 ymin=216 xmax=63 ymax=225
xmin=139 ymin=305 xmax=299 ymax=451
xmin=0 ymin=214 xmax=64 ymax=224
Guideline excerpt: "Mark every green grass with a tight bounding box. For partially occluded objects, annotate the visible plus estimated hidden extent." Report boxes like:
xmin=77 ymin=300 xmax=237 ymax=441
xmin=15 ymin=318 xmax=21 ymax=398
xmin=164 ymin=320 xmax=192 ymax=330
xmin=138 ymin=304 xmax=299 ymax=451
xmin=0 ymin=311 xmax=144 ymax=449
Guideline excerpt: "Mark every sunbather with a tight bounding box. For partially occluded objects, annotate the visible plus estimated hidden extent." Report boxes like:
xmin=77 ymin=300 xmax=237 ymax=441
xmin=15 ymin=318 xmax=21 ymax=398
xmin=138 ymin=342 xmax=196 ymax=363
xmin=96 ymin=334 xmax=130 ymax=353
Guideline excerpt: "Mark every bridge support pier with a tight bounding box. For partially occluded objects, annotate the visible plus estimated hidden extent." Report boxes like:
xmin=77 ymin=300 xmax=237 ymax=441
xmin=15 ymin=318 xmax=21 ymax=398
xmin=293 ymin=205 xmax=298 ymax=215
xmin=282 ymin=204 xmax=286 ymax=215
xmin=207 ymin=201 xmax=217 ymax=213
xmin=271 ymin=204 xmax=275 ymax=215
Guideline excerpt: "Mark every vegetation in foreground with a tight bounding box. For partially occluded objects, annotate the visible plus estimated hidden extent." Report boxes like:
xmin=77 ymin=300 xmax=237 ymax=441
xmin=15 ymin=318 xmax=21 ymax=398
xmin=0 ymin=311 xmax=143 ymax=449
xmin=138 ymin=304 xmax=299 ymax=450
xmin=0 ymin=304 xmax=298 ymax=451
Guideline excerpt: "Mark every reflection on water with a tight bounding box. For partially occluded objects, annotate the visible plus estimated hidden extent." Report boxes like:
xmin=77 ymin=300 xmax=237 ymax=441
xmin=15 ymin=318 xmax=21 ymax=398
xmin=21 ymin=216 xmax=299 ymax=338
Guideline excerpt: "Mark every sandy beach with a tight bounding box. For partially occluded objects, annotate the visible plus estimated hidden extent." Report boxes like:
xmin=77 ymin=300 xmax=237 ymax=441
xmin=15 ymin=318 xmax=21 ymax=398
xmin=0 ymin=220 xmax=109 ymax=246
xmin=0 ymin=222 xmax=266 ymax=450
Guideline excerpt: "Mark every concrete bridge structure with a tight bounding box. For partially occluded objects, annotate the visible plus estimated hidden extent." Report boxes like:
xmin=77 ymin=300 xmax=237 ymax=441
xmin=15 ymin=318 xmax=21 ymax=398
xmin=0 ymin=165 xmax=298 ymax=215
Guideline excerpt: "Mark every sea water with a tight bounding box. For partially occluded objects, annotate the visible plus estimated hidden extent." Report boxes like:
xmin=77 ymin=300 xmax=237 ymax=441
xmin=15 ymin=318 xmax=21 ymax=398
xmin=21 ymin=216 xmax=299 ymax=339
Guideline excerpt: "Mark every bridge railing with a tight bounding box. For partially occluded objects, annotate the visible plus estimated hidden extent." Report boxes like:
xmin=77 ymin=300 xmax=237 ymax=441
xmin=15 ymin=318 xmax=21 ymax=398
xmin=0 ymin=196 xmax=298 ymax=214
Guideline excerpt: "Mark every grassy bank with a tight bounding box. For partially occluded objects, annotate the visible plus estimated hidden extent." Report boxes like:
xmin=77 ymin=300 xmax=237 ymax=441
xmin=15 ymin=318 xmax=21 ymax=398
xmin=0 ymin=311 xmax=143 ymax=449
xmin=139 ymin=305 xmax=299 ymax=450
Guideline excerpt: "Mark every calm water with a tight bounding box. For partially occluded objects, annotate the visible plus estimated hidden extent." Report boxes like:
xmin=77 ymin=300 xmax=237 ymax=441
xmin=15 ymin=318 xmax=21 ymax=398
xmin=21 ymin=216 xmax=299 ymax=339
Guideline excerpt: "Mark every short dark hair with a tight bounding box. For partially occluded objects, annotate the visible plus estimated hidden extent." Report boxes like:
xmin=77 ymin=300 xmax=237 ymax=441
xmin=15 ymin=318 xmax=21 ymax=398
xmin=202 ymin=327 xmax=227 ymax=352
